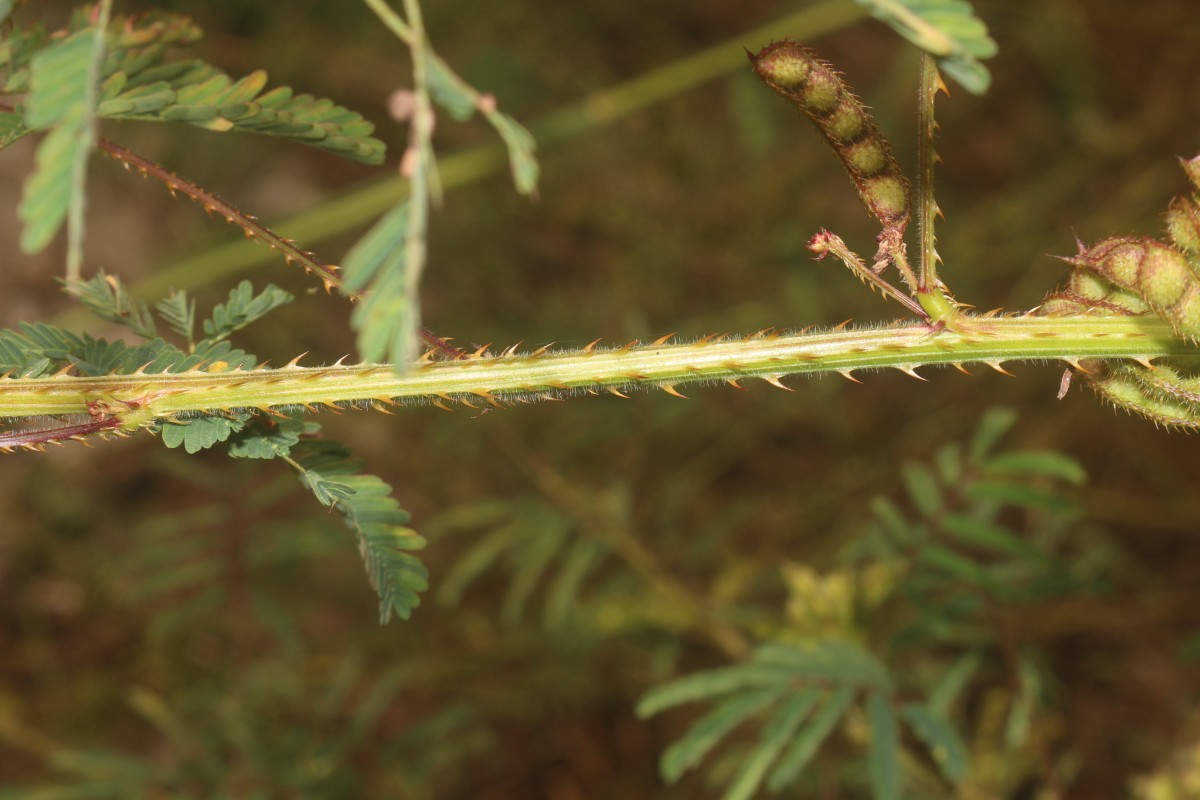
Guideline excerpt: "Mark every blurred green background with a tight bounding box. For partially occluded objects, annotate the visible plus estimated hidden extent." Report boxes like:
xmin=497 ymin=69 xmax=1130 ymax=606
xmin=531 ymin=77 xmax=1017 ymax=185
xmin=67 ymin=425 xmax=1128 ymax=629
xmin=2 ymin=1 xmax=1200 ymax=797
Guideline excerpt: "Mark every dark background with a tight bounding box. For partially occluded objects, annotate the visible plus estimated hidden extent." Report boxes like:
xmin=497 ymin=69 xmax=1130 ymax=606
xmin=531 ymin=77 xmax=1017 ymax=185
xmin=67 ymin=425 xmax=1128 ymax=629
xmin=2 ymin=1 xmax=1200 ymax=797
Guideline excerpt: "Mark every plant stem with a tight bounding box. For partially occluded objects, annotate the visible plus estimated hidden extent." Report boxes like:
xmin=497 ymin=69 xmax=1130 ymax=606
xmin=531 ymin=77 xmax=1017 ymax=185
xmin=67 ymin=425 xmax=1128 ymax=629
xmin=0 ymin=315 xmax=1190 ymax=422
xmin=916 ymin=51 xmax=942 ymax=293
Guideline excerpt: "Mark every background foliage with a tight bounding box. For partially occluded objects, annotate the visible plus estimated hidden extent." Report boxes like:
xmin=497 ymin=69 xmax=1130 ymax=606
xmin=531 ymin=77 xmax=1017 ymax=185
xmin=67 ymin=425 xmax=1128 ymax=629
xmin=2 ymin=0 xmax=1200 ymax=797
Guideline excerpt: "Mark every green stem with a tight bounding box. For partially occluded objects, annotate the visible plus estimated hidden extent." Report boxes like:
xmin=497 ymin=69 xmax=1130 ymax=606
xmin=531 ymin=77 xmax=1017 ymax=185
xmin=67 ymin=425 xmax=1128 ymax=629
xmin=0 ymin=315 xmax=1190 ymax=422
xmin=916 ymin=51 xmax=941 ymax=293
xmin=360 ymin=0 xmax=413 ymax=42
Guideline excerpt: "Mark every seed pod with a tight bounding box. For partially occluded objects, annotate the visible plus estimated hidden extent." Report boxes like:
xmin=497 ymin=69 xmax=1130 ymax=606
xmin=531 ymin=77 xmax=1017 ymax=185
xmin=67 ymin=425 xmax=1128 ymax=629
xmin=1085 ymin=362 xmax=1200 ymax=430
xmin=750 ymin=40 xmax=910 ymax=233
xmin=1065 ymin=236 xmax=1200 ymax=340
xmin=1061 ymin=268 xmax=1150 ymax=314
xmin=1183 ymin=154 xmax=1200 ymax=193
xmin=1167 ymin=195 xmax=1200 ymax=255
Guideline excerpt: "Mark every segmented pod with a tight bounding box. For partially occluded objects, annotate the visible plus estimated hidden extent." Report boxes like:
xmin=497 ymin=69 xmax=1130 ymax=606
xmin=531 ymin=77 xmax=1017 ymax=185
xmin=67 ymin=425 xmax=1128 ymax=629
xmin=1064 ymin=236 xmax=1200 ymax=341
xmin=750 ymin=40 xmax=910 ymax=233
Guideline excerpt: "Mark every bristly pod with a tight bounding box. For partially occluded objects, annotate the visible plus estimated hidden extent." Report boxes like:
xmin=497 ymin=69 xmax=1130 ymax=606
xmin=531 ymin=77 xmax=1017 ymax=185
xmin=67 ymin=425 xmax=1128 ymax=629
xmin=1082 ymin=361 xmax=1200 ymax=430
xmin=1167 ymin=194 xmax=1200 ymax=255
xmin=1063 ymin=236 xmax=1200 ymax=341
xmin=1039 ymin=267 xmax=1150 ymax=317
xmin=1166 ymin=155 xmax=1200 ymax=254
xmin=750 ymin=40 xmax=910 ymax=234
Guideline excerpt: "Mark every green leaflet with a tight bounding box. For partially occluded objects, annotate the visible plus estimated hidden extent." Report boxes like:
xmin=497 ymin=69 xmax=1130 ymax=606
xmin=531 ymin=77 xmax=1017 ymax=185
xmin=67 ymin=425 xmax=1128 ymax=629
xmin=854 ymin=0 xmax=997 ymax=94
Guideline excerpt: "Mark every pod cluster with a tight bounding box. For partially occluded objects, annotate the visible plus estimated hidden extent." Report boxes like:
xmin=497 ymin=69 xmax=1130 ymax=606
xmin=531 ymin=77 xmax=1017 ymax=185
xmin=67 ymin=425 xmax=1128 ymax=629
xmin=749 ymin=40 xmax=910 ymax=234
xmin=1041 ymin=156 xmax=1200 ymax=428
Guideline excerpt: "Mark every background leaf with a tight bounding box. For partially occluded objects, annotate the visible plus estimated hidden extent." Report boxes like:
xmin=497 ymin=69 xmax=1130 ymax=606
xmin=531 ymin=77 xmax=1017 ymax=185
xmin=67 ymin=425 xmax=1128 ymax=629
xmin=854 ymin=0 xmax=997 ymax=93
xmin=18 ymin=28 xmax=98 ymax=255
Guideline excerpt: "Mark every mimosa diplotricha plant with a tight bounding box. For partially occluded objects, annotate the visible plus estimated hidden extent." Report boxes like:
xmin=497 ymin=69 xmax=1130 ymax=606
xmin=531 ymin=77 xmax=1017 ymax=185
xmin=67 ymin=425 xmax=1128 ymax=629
xmin=5 ymin=1 xmax=1199 ymax=798
xmin=1 ymin=0 xmax=1199 ymax=617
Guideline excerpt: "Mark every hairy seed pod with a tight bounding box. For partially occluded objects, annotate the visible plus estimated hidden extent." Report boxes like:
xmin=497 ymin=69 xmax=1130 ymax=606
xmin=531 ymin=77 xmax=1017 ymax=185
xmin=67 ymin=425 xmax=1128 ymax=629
xmin=1129 ymin=361 xmax=1200 ymax=406
xmin=1067 ymin=268 xmax=1151 ymax=313
xmin=750 ymin=40 xmax=910 ymax=233
xmin=1167 ymin=195 xmax=1200 ymax=255
xmin=1065 ymin=236 xmax=1200 ymax=340
xmin=1085 ymin=363 xmax=1200 ymax=430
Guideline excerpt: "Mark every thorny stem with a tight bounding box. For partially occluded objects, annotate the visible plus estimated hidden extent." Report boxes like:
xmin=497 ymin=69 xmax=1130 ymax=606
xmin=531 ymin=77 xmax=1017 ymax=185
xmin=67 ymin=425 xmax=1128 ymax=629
xmin=0 ymin=315 xmax=1192 ymax=427
xmin=809 ymin=230 xmax=927 ymax=319
xmin=916 ymin=51 xmax=943 ymax=294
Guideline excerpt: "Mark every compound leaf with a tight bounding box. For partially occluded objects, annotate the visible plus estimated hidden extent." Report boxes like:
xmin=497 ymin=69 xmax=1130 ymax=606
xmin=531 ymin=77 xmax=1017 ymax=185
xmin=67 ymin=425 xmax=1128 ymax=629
xmin=292 ymin=441 xmax=429 ymax=622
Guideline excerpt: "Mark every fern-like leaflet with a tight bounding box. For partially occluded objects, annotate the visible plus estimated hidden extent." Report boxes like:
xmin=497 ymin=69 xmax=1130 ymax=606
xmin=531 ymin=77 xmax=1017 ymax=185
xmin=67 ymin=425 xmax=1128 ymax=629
xmin=286 ymin=440 xmax=429 ymax=623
